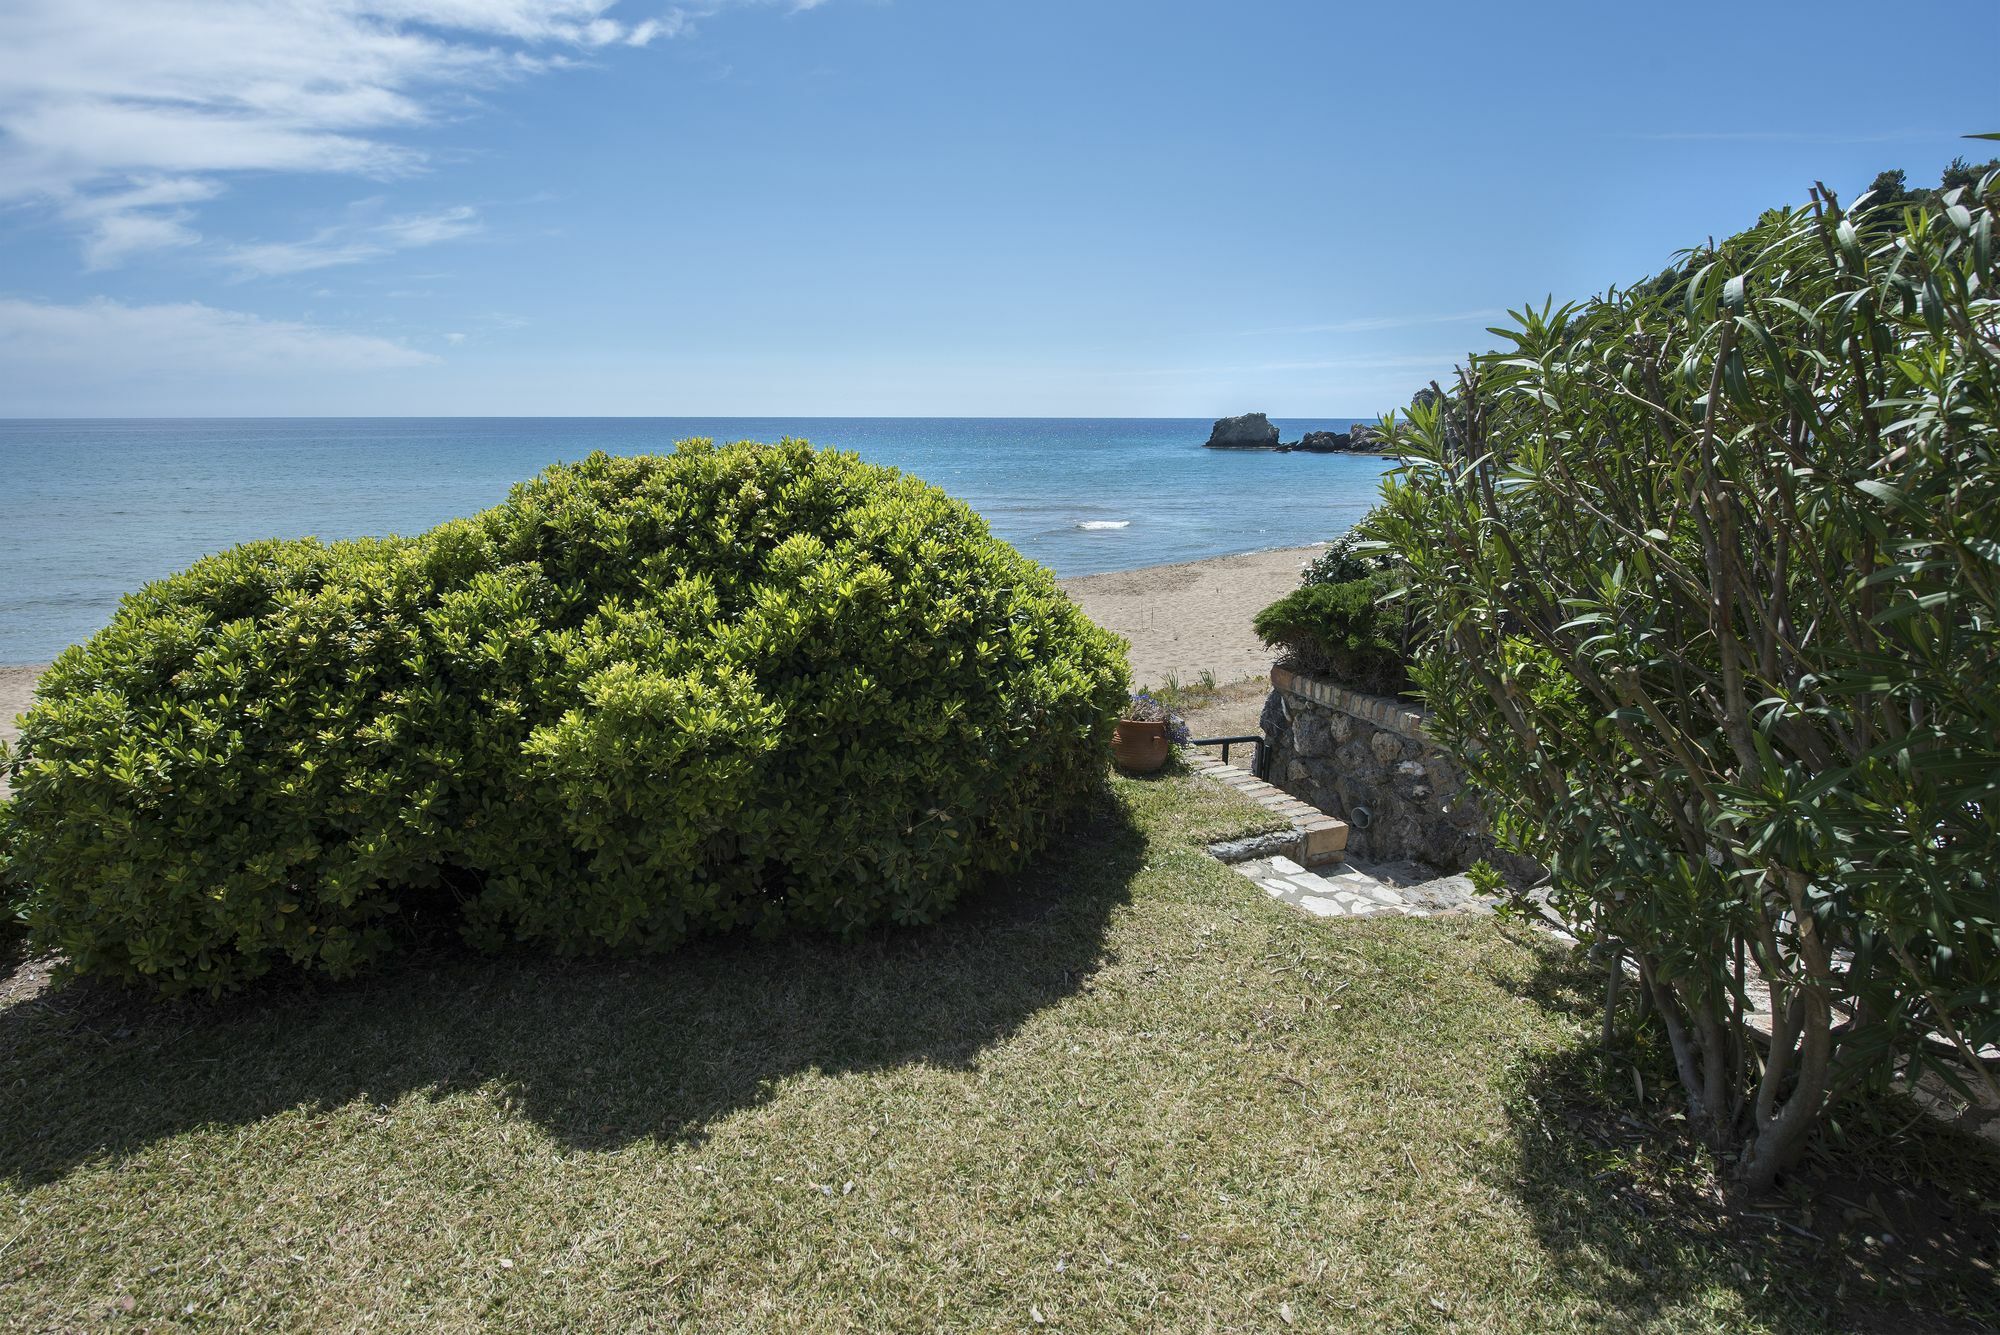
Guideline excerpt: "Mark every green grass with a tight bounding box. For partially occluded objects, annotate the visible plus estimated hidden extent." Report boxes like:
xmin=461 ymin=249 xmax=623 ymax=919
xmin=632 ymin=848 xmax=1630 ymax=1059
xmin=1146 ymin=668 xmax=1224 ymax=711
xmin=2 ymin=771 xmax=1995 ymax=1331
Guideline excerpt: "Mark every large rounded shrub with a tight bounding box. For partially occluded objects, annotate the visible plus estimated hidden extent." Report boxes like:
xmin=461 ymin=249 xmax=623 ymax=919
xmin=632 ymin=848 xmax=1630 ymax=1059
xmin=0 ymin=441 xmax=1130 ymax=994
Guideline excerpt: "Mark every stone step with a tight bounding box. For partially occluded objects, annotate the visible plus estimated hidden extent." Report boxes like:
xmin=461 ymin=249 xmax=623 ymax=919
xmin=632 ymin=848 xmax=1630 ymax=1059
xmin=1190 ymin=753 xmax=1349 ymax=867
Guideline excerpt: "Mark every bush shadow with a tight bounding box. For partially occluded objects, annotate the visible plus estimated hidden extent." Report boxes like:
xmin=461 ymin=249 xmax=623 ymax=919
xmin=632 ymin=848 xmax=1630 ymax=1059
xmin=1495 ymin=946 xmax=2000 ymax=1332
xmin=0 ymin=791 xmax=1145 ymax=1187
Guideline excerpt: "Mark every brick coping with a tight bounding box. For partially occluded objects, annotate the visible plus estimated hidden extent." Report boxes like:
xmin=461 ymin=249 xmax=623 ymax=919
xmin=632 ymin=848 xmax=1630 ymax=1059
xmin=1269 ymin=665 xmax=1428 ymax=742
xmin=1187 ymin=752 xmax=1349 ymax=867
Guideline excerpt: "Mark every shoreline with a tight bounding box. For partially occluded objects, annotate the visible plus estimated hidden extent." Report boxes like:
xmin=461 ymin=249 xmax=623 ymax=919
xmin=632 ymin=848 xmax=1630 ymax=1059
xmin=0 ymin=542 xmax=1313 ymax=735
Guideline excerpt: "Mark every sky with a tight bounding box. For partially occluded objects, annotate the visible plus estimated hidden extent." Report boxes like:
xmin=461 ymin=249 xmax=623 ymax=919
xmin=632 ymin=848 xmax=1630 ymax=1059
xmin=0 ymin=0 xmax=1992 ymax=418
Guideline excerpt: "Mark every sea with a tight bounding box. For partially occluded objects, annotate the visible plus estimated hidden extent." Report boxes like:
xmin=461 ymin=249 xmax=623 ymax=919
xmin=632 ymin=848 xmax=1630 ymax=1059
xmin=0 ymin=417 xmax=1390 ymax=664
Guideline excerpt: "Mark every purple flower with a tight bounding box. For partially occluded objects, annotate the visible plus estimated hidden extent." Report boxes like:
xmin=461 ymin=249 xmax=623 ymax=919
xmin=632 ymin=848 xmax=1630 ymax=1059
xmin=1127 ymin=691 xmax=1192 ymax=745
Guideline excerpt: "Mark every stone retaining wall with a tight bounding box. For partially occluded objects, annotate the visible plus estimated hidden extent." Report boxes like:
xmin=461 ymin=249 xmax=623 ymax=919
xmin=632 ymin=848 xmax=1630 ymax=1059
xmin=1258 ymin=665 xmax=1490 ymax=869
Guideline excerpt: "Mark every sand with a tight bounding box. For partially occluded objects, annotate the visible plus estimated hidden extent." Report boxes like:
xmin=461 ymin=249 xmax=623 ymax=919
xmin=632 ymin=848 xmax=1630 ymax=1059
xmin=1058 ymin=545 xmax=1313 ymax=690
xmin=1 ymin=665 xmax=40 ymax=797
xmin=0 ymin=543 xmax=1309 ymax=771
xmin=0 ymin=665 xmax=37 ymax=755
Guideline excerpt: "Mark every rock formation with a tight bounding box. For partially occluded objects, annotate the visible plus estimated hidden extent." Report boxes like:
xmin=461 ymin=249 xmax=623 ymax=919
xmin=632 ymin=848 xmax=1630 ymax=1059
xmin=1203 ymin=412 xmax=1395 ymax=454
xmin=1283 ymin=426 xmax=1389 ymax=454
xmin=1204 ymin=412 xmax=1281 ymax=449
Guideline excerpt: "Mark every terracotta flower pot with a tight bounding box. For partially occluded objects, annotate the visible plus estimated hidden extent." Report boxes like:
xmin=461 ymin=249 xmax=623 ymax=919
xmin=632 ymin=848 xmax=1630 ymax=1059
xmin=1111 ymin=718 xmax=1172 ymax=773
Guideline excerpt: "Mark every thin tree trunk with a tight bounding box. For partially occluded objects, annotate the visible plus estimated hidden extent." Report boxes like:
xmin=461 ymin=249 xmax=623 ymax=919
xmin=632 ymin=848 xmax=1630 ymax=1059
xmin=1737 ymin=871 xmax=1837 ymax=1191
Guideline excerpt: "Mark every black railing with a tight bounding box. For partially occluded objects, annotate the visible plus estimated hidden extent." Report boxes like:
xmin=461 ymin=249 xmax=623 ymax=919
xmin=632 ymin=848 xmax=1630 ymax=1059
xmin=1190 ymin=734 xmax=1265 ymax=778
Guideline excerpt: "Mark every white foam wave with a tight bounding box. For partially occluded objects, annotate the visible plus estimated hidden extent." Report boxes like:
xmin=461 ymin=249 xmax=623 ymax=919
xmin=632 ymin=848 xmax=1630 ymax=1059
xmin=1076 ymin=519 xmax=1131 ymax=530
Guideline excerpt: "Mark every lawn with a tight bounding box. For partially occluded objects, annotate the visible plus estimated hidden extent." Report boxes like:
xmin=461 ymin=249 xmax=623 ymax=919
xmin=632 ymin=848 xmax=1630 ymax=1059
xmin=1 ymin=770 xmax=1994 ymax=1331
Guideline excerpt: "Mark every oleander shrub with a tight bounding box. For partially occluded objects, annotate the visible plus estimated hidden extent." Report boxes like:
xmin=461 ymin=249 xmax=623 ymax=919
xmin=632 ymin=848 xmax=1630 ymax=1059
xmin=0 ymin=441 xmax=1129 ymax=995
xmin=1370 ymin=164 xmax=2000 ymax=1189
xmin=1253 ymin=573 xmax=1411 ymax=697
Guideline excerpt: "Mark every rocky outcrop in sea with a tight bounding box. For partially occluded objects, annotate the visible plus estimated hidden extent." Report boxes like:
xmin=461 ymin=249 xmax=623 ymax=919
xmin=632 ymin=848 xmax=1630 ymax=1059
xmin=1202 ymin=414 xmax=1389 ymax=454
xmin=1204 ymin=412 xmax=1281 ymax=449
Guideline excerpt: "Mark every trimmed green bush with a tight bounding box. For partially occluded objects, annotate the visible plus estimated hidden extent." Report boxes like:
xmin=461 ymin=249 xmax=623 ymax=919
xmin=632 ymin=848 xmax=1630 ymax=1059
xmin=1253 ymin=573 xmax=1410 ymax=697
xmin=0 ymin=441 xmax=1129 ymax=995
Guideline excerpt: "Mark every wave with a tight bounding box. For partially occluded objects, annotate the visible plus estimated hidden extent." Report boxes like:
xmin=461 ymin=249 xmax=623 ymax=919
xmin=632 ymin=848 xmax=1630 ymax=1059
xmin=1076 ymin=519 xmax=1131 ymax=530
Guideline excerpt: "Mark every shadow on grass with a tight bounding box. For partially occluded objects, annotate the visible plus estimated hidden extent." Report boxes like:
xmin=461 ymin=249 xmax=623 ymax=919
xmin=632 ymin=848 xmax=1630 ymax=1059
xmin=0 ymin=791 xmax=1145 ymax=1188
xmin=1113 ymin=750 xmax=1193 ymax=782
xmin=1497 ymin=947 xmax=2000 ymax=1333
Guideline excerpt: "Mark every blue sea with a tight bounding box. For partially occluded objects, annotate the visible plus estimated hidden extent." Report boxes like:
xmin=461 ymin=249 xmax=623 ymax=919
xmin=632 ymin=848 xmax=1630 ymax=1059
xmin=0 ymin=418 xmax=1389 ymax=664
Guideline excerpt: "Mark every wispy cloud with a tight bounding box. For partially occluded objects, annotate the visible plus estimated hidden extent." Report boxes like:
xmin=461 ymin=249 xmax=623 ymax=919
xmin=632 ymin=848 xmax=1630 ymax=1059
xmin=1241 ymin=310 xmax=1504 ymax=337
xmin=0 ymin=2 xmax=826 ymax=266
xmin=227 ymin=205 xmax=484 ymax=277
xmin=62 ymin=177 xmax=224 ymax=269
xmin=0 ymin=297 xmax=437 ymax=374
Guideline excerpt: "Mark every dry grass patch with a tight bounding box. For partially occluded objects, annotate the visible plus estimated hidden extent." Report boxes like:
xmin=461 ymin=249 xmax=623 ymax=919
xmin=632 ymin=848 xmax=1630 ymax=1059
xmin=1 ymin=771 xmax=1994 ymax=1331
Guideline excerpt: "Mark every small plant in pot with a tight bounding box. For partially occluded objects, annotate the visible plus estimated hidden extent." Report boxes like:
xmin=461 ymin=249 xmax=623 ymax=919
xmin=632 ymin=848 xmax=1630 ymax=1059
xmin=1111 ymin=691 xmax=1191 ymax=774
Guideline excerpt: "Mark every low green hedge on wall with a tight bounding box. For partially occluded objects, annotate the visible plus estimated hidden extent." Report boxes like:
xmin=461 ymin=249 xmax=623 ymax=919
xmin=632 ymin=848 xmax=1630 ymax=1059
xmin=1253 ymin=572 xmax=1411 ymax=698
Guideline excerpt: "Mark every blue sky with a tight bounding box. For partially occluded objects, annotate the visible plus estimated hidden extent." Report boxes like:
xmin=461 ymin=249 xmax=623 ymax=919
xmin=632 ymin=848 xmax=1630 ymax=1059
xmin=0 ymin=0 xmax=1991 ymax=417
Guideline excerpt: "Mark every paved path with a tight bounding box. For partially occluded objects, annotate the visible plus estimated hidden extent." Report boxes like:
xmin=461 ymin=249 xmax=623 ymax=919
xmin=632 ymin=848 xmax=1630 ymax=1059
xmin=1238 ymin=854 xmax=1424 ymax=918
xmin=1232 ymin=853 xmax=1496 ymax=920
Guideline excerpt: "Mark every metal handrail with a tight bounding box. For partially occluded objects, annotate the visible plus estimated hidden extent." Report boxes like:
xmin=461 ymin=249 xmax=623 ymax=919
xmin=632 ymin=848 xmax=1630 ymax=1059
xmin=1189 ymin=733 xmax=1265 ymax=778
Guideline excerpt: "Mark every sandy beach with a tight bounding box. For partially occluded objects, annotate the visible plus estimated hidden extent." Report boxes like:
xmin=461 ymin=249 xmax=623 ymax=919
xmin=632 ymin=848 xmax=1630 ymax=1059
xmin=0 ymin=666 xmax=34 ymax=798
xmin=0 ymin=543 xmax=1307 ymax=767
xmin=0 ymin=665 xmax=35 ymax=754
xmin=1058 ymin=544 xmax=1310 ymax=689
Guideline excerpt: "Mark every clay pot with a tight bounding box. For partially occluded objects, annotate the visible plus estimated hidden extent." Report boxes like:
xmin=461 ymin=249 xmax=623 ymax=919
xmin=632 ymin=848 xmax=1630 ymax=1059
xmin=1111 ymin=718 xmax=1172 ymax=773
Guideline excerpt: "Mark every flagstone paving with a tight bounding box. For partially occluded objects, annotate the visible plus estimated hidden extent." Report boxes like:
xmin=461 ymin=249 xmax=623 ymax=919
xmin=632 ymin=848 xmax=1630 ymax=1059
xmin=1239 ymin=854 xmax=1420 ymax=919
xmin=1190 ymin=751 xmax=1498 ymax=920
xmin=1232 ymin=853 xmax=1499 ymax=920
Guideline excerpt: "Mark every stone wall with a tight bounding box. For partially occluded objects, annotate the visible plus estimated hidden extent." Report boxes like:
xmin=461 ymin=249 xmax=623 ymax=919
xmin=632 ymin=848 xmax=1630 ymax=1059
xmin=1258 ymin=665 xmax=1489 ymax=869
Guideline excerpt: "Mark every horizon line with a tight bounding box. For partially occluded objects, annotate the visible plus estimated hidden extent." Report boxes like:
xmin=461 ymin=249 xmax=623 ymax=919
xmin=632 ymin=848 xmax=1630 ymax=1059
xmin=0 ymin=413 xmax=1386 ymax=423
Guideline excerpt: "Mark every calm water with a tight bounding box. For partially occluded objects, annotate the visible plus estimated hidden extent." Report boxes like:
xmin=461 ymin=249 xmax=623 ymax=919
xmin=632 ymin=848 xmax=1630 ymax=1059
xmin=0 ymin=418 xmax=1388 ymax=663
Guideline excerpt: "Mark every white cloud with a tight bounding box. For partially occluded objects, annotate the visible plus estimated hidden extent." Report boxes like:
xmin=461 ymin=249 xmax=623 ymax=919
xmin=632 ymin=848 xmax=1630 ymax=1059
xmin=0 ymin=2 xmax=709 ymax=265
xmin=58 ymin=176 xmax=223 ymax=269
xmin=623 ymin=16 xmax=687 ymax=44
xmin=79 ymin=212 xmax=204 ymax=270
xmin=0 ymin=296 xmax=437 ymax=375
xmin=227 ymin=205 xmax=483 ymax=277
